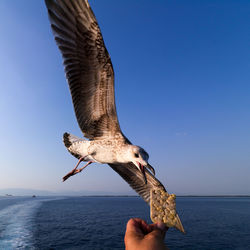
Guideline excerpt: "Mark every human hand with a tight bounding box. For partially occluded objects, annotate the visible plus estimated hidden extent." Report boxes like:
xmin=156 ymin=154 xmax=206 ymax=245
xmin=124 ymin=218 xmax=168 ymax=250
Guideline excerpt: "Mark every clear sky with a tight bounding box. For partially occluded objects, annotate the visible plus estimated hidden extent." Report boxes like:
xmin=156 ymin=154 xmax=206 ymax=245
xmin=0 ymin=0 xmax=249 ymax=195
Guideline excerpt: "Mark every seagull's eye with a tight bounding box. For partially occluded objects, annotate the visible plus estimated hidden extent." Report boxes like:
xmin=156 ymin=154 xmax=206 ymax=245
xmin=134 ymin=153 xmax=139 ymax=158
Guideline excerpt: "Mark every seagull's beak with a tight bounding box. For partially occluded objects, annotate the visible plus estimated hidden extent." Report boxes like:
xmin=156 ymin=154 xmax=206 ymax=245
xmin=136 ymin=161 xmax=147 ymax=184
xmin=146 ymin=163 xmax=155 ymax=176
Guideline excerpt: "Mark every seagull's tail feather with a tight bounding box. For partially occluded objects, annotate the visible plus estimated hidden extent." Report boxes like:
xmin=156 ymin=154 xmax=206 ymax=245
xmin=63 ymin=132 xmax=83 ymax=148
xmin=63 ymin=132 xmax=72 ymax=148
xmin=63 ymin=132 xmax=88 ymax=159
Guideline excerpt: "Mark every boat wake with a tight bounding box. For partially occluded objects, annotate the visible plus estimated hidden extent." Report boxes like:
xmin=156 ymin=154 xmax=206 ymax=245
xmin=0 ymin=198 xmax=58 ymax=249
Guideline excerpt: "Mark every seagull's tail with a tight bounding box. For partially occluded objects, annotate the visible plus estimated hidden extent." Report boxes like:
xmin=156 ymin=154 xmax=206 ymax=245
xmin=63 ymin=132 xmax=88 ymax=159
xmin=63 ymin=132 xmax=82 ymax=148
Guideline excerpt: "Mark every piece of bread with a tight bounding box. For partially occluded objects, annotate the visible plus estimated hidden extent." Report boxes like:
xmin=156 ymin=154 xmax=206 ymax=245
xmin=150 ymin=188 xmax=185 ymax=233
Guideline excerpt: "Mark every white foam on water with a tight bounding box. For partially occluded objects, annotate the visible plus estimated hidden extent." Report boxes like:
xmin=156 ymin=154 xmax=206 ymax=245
xmin=0 ymin=198 xmax=60 ymax=249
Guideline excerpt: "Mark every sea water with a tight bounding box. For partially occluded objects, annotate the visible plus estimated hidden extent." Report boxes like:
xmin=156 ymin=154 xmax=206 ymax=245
xmin=0 ymin=196 xmax=249 ymax=249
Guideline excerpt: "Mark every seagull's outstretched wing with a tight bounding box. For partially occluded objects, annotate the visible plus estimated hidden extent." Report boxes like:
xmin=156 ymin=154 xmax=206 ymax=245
xmin=45 ymin=0 xmax=121 ymax=140
xmin=109 ymin=163 xmax=166 ymax=204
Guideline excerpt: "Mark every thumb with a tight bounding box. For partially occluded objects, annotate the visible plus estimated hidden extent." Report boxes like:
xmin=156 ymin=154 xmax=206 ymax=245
xmin=150 ymin=222 xmax=167 ymax=239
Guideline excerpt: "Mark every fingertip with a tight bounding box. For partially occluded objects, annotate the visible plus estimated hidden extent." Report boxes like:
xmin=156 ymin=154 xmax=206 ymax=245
xmin=155 ymin=222 xmax=168 ymax=232
xmin=126 ymin=218 xmax=149 ymax=234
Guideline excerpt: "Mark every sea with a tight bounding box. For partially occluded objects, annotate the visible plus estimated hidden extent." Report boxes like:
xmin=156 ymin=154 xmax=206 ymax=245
xmin=0 ymin=196 xmax=249 ymax=250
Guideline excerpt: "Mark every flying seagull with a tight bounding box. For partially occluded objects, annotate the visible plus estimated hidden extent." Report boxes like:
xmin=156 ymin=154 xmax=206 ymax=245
xmin=45 ymin=0 xmax=166 ymax=203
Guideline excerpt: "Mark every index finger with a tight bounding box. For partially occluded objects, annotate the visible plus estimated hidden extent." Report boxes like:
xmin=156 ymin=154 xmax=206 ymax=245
xmin=126 ymin=218 xmax=151 ymax=235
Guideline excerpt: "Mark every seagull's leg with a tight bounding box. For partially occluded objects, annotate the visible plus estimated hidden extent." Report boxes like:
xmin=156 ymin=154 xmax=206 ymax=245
xmin=62 ymin=156 xmax=86 ymax=182
xmin=74 ymin=161 xmax=93 ymax=174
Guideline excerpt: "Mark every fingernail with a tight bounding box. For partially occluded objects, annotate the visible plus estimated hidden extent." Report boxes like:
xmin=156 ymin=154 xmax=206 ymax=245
xmin=156 ymin=222 xmax=167 ymax=231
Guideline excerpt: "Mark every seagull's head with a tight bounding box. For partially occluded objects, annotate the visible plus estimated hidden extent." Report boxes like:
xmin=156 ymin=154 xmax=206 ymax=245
xmin=129 ymin=145 xmax=155 ymax=184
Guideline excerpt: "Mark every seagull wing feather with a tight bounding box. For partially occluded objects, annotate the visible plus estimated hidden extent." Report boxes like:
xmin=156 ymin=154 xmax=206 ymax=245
xmin=45 ymin=0 xmax=122 ymax=140
xmin=109 ymin=163 xmax=166 ymax=204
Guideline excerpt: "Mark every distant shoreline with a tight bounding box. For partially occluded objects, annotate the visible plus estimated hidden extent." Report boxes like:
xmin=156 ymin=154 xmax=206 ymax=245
xmin=78 ymin=195 xmax=250 ymax=197
xmin=176 ymin=195 xmax=250 ymax=197
xmin=1 ymin=194 xmax=250 ymax=198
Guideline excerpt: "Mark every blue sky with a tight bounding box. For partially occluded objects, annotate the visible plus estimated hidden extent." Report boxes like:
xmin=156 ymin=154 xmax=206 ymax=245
xmin=0 ymin=0 xmax=249 ymax=195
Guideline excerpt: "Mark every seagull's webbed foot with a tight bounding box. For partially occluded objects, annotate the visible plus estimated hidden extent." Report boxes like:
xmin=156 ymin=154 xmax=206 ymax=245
xmin=62 ymin=157 xmax=93 ymax=182
xmin=62 ymin=171 xmax=75 ymax=182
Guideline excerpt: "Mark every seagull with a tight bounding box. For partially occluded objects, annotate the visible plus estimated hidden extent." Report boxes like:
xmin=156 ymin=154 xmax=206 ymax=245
xmin=45 ymin=0 xmax=166 ymax=203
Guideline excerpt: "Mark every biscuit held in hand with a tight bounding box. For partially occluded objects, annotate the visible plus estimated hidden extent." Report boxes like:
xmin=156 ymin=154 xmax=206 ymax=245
xmin=150 ymin=189 xmax=185 ymax=233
